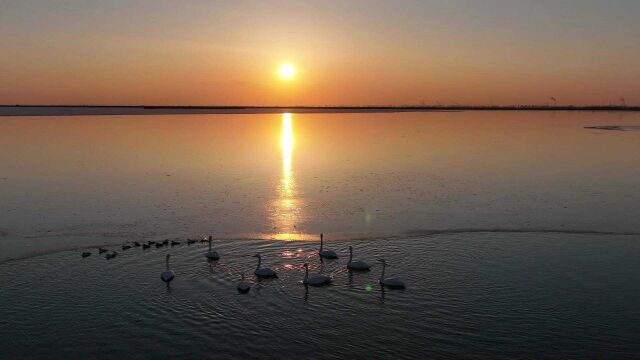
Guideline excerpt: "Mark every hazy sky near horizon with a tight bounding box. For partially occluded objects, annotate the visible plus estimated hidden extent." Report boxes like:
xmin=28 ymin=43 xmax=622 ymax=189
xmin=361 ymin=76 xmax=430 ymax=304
xmin=1 ymin=0 xmax=639 ymax=106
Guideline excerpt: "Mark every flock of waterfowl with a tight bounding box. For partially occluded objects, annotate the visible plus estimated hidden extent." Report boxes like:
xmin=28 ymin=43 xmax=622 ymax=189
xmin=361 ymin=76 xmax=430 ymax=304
xmin=81 ymin=233 xmax=406 ymax=292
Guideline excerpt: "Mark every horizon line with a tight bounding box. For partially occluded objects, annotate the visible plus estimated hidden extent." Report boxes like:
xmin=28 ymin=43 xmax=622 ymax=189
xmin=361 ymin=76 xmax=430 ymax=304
xmin=1 ymin=104 xmax=639 ymax=111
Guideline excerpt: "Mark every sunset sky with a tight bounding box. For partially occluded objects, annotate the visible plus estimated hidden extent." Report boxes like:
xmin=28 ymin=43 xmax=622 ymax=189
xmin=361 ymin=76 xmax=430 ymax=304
xmin=1 ymin=0 xmax=639 ymax=106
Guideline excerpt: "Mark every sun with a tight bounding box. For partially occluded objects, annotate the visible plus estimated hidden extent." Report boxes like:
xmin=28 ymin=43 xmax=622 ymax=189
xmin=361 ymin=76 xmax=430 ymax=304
xmin=278 ymin=63 xmax=296 ymax=80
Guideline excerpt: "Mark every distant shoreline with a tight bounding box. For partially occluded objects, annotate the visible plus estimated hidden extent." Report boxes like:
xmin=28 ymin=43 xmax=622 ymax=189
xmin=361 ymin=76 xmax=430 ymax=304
xmin=1 ymin=104 xmax=639 ymax=116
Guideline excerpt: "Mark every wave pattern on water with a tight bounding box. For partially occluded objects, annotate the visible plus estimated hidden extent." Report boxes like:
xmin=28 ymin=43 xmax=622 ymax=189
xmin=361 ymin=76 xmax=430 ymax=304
xmin=1 ymin=233 xmax=639 ymax=359
xmin=3 ymin=227 xmax=639 ymax=265
xmin=405 ymin=227 xmax=640 ymax=237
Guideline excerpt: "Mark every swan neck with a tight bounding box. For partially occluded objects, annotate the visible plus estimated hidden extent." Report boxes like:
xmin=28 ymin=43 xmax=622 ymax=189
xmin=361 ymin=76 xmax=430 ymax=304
xmin=349 ymin=248 xmax=353 ymax=262
xmin=256 ymin=256 xmax=261 ymax=270
xmin=304 ymin=267 xmax=309 ymax=282
xmin=380 ymin=262 xmax=385 ymax=283
xmin=208 ymin=240 xmax=212 ymax=251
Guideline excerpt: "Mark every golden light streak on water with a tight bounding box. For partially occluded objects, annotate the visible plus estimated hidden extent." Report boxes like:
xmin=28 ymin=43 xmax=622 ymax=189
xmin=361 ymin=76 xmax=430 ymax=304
xmin=281 ymin=113 xmax=294 ymax=197
xmin=274 ymin=113 xmax=300 ymax=240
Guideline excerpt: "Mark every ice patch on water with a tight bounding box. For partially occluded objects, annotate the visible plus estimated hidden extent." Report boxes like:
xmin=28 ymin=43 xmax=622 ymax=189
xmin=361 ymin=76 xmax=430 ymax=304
xmin=584 ymin=125 xmax=640 ymax=131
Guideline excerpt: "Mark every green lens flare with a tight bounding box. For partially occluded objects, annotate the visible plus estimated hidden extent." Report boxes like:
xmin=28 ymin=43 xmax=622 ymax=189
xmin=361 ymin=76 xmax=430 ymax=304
xmin=364 ymin=284 xmax=373 ymax=292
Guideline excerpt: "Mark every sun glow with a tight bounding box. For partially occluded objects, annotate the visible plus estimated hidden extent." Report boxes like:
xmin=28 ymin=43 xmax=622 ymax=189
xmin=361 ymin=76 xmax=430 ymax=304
xmin=278 ymin=63 xmax=296 ymax=80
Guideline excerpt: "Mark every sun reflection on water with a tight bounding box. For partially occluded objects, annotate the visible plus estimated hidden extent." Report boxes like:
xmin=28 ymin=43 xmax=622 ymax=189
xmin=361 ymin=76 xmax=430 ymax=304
xmin=281 ymin=113 xmax=294 ymax=196
xmin=274 ymin=113 xmax=301 ymax=240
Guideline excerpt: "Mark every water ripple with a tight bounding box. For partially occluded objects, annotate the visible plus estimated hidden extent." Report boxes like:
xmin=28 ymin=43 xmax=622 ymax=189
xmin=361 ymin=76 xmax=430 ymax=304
xmin=1 ymin=233 xmax=639 ymax=358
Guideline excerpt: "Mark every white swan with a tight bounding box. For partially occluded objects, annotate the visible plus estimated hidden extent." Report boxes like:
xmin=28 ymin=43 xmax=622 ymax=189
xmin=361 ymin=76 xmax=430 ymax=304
xmin=237 ymin=272 xmax=251 ymax=293
xmin=253 ymin=254 xmax=277 ymax=278
xmin=205 ymin=235 xmax=220 ymax=260
xmin=378 ymin=259 xmax=405 ymax=289
xmin=347 ymin=246 xmax=370 ymax=271
xmin=161 ymin=254 xmax=175 ymax=283
xmin=319 ymin=233 xmax=338 ymax=259
xmin=302 ymin=263 xmax=332 ymax=286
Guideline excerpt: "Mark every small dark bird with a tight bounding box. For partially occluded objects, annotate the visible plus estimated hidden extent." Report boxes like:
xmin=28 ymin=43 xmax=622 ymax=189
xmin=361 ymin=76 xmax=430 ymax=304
xmin=133 ymin=241 xmax=141 ymax=247
xmin=105 ymin=252 xmax=117 ymax=259
xmin=148 ymin=241 xmax=156 ymax=245
xmin=122 ymin=245 xmax=132 ymax=250
xmin=187 ymin=239 xmax=196 ymax=245
xmin=142 ymin=243 xmax=150 ymax=249
xmin=81 ymin=252 xmax=91 ymax=258
xmin=155 ymin=243 xmax=164 ymax=248
xmin=162 ymin=239 xmax=169 ymax=245
xmin=171 ymin=240 xmax=180 ymax=246
xmin=98 ymin=247 xmax=108 ymax=254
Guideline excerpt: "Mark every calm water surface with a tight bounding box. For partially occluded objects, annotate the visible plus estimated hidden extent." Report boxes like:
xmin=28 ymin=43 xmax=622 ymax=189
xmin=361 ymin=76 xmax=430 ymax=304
xmin=1 ymin=111 xmax=639 ymax=358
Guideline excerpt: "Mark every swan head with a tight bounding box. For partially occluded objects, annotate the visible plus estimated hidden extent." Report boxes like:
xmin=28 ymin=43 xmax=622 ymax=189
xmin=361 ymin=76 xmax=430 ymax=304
xmin=377 ymin=259 xmax=387 ymax=265
xmin=303 ymin=263 xmax=309 ymax=268
xmin=253 ymin=254 xmax=261 ymax=258
xmin=166 ymin=254 xmax=170 ymax=260
xmin=320 ymin=233 xmax=323 ymax=240
xmin=208 ymin=235 xmax=212 ymax=241
xmin=349 ymin=246 xmax=353 ymax=251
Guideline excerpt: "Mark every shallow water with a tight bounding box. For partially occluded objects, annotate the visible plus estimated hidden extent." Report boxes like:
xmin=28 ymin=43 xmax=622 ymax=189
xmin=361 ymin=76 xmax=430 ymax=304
xmin=1 ymin=111 xmax=640 ymax=358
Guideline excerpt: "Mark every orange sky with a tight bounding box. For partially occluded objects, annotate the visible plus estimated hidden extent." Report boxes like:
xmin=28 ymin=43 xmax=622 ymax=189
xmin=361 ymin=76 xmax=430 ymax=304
xmin=1 ymin=1 xmax=639 ymax=106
